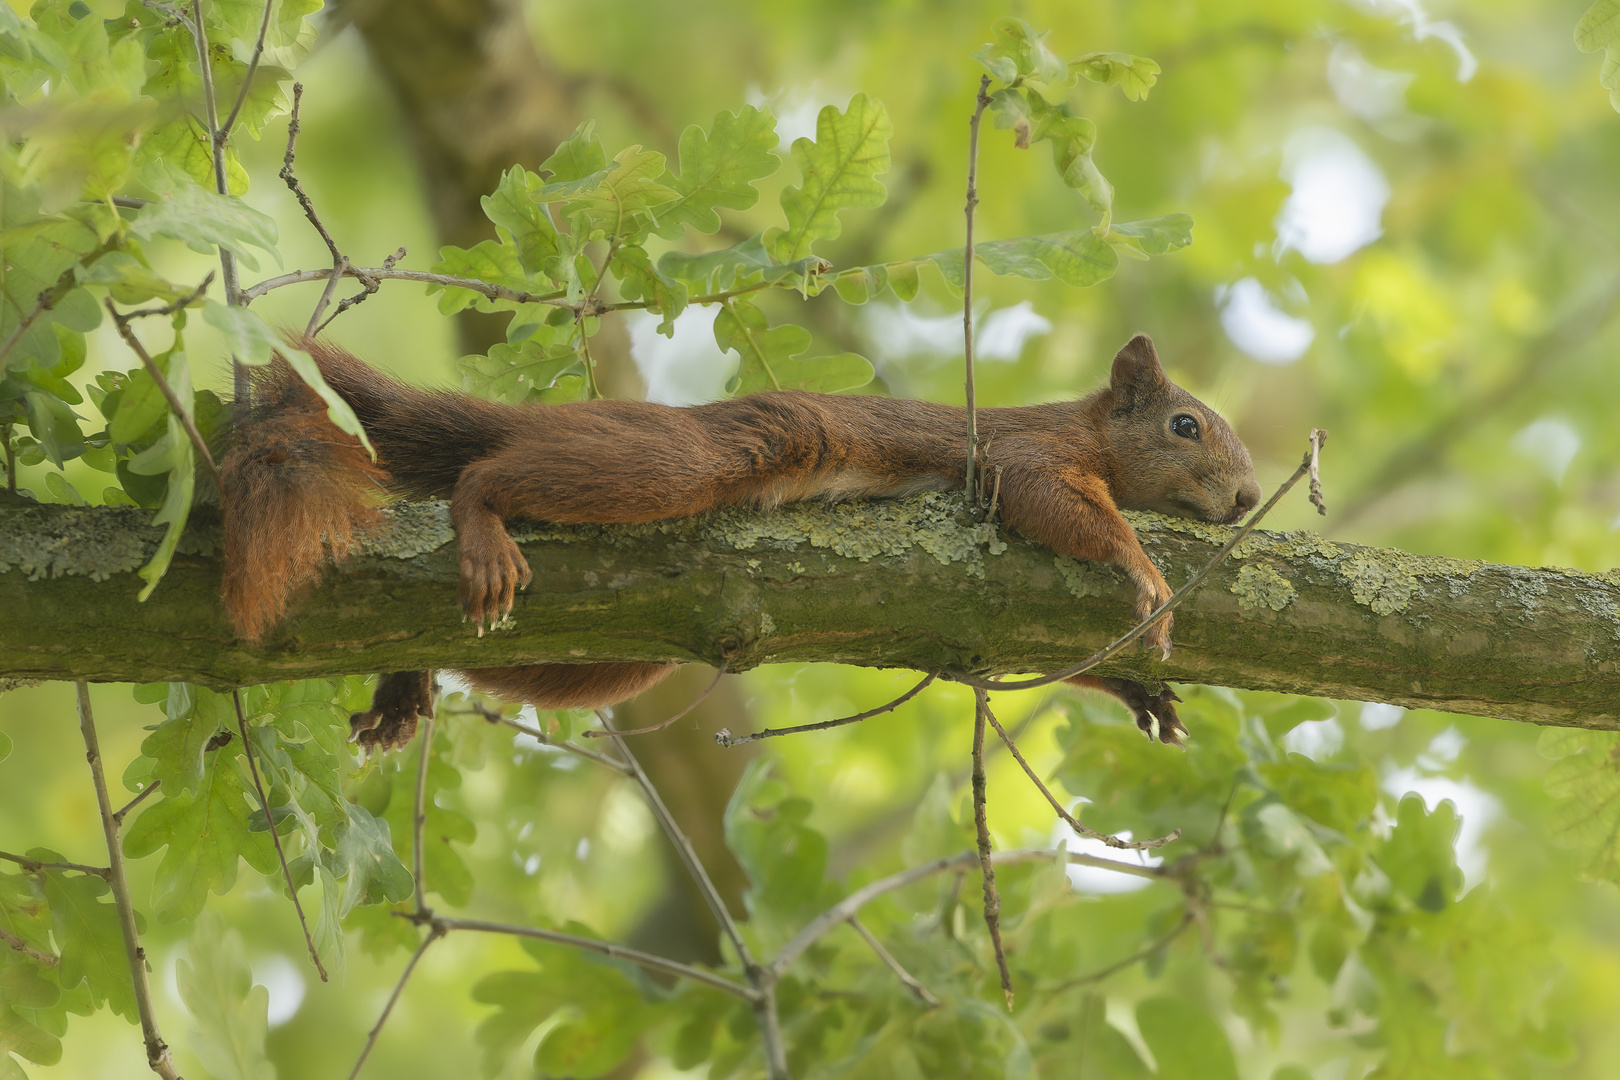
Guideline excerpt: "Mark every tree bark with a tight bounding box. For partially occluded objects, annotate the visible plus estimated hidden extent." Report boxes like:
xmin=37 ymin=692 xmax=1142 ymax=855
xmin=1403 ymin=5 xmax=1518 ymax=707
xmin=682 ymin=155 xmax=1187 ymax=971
xmin=4 ymin=494 xmax=1618 ymax=730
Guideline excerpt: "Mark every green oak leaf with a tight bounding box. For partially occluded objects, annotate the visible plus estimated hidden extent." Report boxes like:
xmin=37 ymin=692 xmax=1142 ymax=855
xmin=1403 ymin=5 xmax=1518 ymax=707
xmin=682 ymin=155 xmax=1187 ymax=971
xmin=430 ymin=240 xmax=554 ymax=315
xmin=973 ymin=17 xmax=1072 ymax=90
xmin=991 ymin=89 xmax=1111 ymax=220
xmin=0 ymin=966 xmax=62 ymax=1071
xmin=540 ymin=120 xmax=609 ymax=184
xmin=542 ymin=145 xmax=679 ymax=241
xmin=1540 ymin=728 xmax=1620 ymax=883
xmin=655 ymin=105 xmax=780 ymax=238
xmin=713 ymin=300 xmax=873 ymax=397
xmin=37 ymin=866 xmax=134 ymax=1021
xmin=1072 ymin=51 xmax=1161 ymax=100
xmin=1576 ymin=0 xmax=1620 ymax=111
xmin=460 ymin=339 xmax=585 ymax=404
xmin=1374 ymin=793 xmax=1465 ymax=913
xmin=481 ymin=167 xmax=562 ymax=275
xmin=177 ymin=912 xmax=275 ymax=1080
xmin=1105 ymin=214 xmax=1195 ymax=258
xmin=610 ymin=245 xmax=688 ymax=336
xmin=138 ymin=683 xmax=235 ymax=796
xmin=658 ymin=233 xmax=777 ymax=293
xmin=1136 ymin=997 xmax=1239 ymax=1080
xmin=330 ymin=802 xmax=413 ymax=918
xmin=131 ymin=170 xmax=276 ymax=269
xmin=766 ymin=94 xmax=891 ymax=263
xmin=911 ymin=227 xmax=1120 ymax=293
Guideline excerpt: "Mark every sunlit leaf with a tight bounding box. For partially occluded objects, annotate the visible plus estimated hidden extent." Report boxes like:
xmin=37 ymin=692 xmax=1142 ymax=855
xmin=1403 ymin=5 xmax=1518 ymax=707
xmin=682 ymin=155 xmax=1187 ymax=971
xmin=655 ymin=105 xmax=780 ymax=237
xmin=765 ymin=94 xmax=891 ymax=263
xmin=713 ymin=299 xmax=873 ymax=396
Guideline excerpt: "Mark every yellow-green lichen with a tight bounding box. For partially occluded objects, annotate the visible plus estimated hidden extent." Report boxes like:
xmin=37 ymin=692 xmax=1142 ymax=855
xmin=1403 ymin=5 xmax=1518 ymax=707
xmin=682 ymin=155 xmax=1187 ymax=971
xmin=1054 ymin=555 xmax=1111 ymax=598
xmin=0 ymin=504 xmax=160 ymax=581
xmin=1231 ymin=564 xmax=1297 ymax=611
xmin=1122 ymin=509 xmax=1238 ymax=546
xmin=1341 ymin=553 xmax=1418 ymax=615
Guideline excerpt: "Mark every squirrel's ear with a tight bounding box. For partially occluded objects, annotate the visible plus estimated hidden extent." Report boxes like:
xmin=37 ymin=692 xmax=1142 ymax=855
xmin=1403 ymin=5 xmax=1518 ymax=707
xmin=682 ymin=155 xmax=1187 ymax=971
xmin=1110 ymin=334 xmax=1168 ymax=410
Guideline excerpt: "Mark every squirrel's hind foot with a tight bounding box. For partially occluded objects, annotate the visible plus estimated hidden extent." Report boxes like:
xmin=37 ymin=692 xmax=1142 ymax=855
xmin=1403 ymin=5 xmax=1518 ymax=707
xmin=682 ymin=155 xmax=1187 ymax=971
xmin=350 ymin=670 xmax=438 ymax=754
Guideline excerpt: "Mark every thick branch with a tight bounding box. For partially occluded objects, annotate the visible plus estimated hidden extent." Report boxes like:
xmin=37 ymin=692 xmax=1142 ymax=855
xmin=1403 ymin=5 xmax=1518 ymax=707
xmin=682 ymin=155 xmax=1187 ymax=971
xmin=4 ymin=496 xmax=1619 ymax=729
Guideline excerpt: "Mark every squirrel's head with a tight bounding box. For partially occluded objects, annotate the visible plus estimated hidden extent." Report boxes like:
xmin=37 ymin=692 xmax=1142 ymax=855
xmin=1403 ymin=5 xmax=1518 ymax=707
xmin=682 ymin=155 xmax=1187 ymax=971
xmin=1100 ymin=334 xmax=1261 ymax=525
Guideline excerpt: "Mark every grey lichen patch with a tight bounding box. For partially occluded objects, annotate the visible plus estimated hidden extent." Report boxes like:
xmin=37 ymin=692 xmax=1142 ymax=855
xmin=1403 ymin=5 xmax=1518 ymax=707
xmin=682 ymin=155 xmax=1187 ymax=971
xmin=358 ymin=500 xmax=457 ymax=558
xmin=1232 ymin=564 xmax=1297 ymax=611
xmin=1055 ymin=555 xmax=1111 ymax=598
xmin=1342 ymin=553 xmax=1418 ymax=615
xmin=1122 ymin=509 xmax=1236 ymax=546
xmin=1269 ymin=531 xmax=1342 ymax=560
xmin=703 ymin=492 xmax=1009 ymax=577
xmin=0 ymin=505 xmax=159 ymax=581
xmin=1496 ymin=566 xmax=1550 ymax=618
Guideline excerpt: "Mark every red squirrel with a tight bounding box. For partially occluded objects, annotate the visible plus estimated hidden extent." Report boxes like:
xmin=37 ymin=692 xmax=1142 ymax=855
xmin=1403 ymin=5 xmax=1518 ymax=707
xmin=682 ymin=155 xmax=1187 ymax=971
xmin=220 ymin=333 xmax=1259 ymax=751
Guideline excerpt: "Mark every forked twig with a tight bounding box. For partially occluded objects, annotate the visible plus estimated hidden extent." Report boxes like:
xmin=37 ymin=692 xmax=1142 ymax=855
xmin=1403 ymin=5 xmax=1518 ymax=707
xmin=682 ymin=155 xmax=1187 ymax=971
xmin=449 ymin=701 xmax=631 ymax=773
xmin=849 ymin=916 xmax=940 ymax=1007
xmin=218 ymin=0 xmax=274 ymax=141
xmin=715 ymin=673 xmax=936 ymax=747
xmin=584 ymin=662 xmax=727 ymax=738
xmin=232 ymin=691 xmax=327 ymax=982
xmin=979 ymin=696 xmax=1179 ymax=851
xmin=956 ymin=429 xmax=1328 ymax=693
xmin=972 ymin=689 xmax=1014 ymax=1009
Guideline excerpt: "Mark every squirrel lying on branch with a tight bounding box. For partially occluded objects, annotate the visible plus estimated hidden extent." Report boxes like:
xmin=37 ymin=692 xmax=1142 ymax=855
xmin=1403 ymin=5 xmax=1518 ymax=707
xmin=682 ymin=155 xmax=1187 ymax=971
xmin=219 ymin=333 xmax=1260 ymax=752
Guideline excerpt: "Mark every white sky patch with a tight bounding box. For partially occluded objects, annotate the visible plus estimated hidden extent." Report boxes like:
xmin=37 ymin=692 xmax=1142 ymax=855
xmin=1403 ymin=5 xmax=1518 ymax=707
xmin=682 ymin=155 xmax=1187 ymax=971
xmin=628 ymin=306 xmax=731 ymax=406
xmin=1216 ymin=278 xmax=1315 ymax=363
xmin=1054 ymin=821 xmax=1164 ymax=894
xmin=1276 ymin=127 xmax=1390 ymax=265
xmin=1382 ymin=768 xmax=1499 ymax=889
xmin=253 ymin=953 xmax=307 ymax=1029
xmin=1283 ymin=716 xmax=1345 ymax=760
xmin=1511 ymin=417 xmax=1580 ymax=485
xmin=1360 ymin=702 xmax=1406 ymax=731
xmin=1328 ymin=41 xmax=1416 ymax=123
xmin=745 ymin=83 xmax=845 ymax=149
xmin=863 ymin=301 xmax=1051 ymax=365
xmin=1353 ymin=0 xmax=1477 ymax=82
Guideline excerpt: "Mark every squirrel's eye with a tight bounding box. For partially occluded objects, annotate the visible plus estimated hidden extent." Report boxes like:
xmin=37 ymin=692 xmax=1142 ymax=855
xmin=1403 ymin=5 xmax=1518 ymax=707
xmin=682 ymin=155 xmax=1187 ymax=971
xmin=1171 ymin=415 xmax=1200 ymax=441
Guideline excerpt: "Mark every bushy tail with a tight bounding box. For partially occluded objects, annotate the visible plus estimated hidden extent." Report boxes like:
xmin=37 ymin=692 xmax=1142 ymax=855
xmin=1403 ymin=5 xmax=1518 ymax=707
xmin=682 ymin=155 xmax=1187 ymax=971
xmin=220 ymin=358 xmax=389 ymax=642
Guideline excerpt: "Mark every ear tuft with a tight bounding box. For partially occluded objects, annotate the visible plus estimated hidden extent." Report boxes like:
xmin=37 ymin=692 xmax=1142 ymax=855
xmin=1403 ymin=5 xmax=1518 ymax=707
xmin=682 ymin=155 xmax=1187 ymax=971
xmin=1110 ymin=334 xmax=1168 ymax=410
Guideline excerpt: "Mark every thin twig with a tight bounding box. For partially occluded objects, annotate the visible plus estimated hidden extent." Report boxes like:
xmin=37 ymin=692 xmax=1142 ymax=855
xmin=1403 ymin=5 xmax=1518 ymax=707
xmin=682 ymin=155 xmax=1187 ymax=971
xmin=218 ymin=0 xmax=273 ymax=140
xmin=232 ymin=691 xmax=327 ymax=982
xmin=412 ymin=711 xmax=435 ymax=916
xmin=447 ymin=702 xmax=632 ymax=773
xmin=715 ymin=673 xmax=936 ymax=747
xmin=0 ymin=849 xmax=110 ymax=879
xmin=77 ymin=681 xmax=184 ymax=1080
xmin=577 ymin=330 xmax=601 ymax=401
xmin=408 ymin=915 xmax=754 ymax=1000
xmin=962 ymin=74 xmax=992 ymax=510
xmin=112 ymin=780 xmax=162 ymax=825
xmin=1043 ymin=909 xmax=1195 ymax=993
xmin=4 ymin=422 xmax=13 ymax=492
xmin=109 ymin=272 xmax=215 ymax=324
xmin=315 ymin=247 xmax=406 ymax=335
xmin=346 ymin=924 xmax=442 ymax=1080
xmin=0 ymin=924 xmax=58 ymax=967
xmin=769 ymin=847 xmax=1156 ymax=979
xmin=980 ymin=697 xmax=1178 ymax=851
xmin=583 ymin=663 xmax=725 ymax=739
xmin=241 ymin=266 xmax=569 ymax=307
xmin=0 ymin=237 xmax=119 ymax=369
xmin=105 ymin=298 xmax=224 ymax=492
xmin=972 ymin=690 xmax=1014 ymax=1009
xmin=1308 ymin=428 xmax=1327 ymax=515
xmin=848 ymin=916 xmax=939 ymax=1007
xmin=280 ymin=84 xmax=343 ymax=263
xmin=594 ymin=711 xmax=751 ymax=965
xmin=956 ymin=431 xmax=1325 ymax=693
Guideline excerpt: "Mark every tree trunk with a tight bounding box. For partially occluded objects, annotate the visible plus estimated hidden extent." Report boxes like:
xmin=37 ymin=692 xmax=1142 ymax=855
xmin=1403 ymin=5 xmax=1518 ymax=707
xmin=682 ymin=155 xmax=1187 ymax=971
xmin=4 ymin=495 xmax=1617 ymax=729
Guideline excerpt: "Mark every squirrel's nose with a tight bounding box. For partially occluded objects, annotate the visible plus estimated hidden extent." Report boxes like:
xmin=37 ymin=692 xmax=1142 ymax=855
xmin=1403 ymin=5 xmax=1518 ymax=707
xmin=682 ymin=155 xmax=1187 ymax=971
xmin=1234 ymin=481 xmax=1261 ymax=515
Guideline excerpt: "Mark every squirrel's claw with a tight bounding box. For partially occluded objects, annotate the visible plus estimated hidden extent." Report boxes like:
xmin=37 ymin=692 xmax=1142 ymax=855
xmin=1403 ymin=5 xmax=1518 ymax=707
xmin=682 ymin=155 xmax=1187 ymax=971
xmin=350 ymin=670 xmax=438 ymax=754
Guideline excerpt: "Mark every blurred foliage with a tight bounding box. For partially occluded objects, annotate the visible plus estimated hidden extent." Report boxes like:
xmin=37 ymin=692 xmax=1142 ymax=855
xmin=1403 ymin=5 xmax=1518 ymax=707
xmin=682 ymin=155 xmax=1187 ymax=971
xmin=5 ymin=0 xmax=1620 ymax=1079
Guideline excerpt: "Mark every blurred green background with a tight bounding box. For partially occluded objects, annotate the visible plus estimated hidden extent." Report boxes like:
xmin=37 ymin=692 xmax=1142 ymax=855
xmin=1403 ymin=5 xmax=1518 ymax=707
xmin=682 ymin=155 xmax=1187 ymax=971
xmin=5 ymin=0 xmax=1620 ymax=1077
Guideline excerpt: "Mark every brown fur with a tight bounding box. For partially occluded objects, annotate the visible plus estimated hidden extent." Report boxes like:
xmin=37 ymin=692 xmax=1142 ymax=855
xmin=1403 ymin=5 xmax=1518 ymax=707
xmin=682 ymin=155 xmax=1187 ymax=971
xmin=223 ymin=334 xmax=1259 ymax=740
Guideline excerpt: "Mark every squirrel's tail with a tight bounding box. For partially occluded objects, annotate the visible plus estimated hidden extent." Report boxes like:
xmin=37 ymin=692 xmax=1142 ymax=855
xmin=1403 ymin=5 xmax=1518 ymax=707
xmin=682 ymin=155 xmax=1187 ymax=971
xmin=220 ymin=352 xmax=391 ymax=642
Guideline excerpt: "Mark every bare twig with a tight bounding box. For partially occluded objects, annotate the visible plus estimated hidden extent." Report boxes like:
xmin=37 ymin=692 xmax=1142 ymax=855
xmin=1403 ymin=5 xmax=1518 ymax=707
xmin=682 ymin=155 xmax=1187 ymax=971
xmin=315 ymin=247 xmax=406 ymax=335
xmin=241 ymin=265 xmax=569 ymax=307
xmin=232 ymin=691 xmax=327 ymax=982
xmin=715 ymin=673 xmax=936 ymax=747
xmin=105 ymin=298 xmax=224 ymax=492
xmin=0 ymin=924 xmax=58 ymax=967
xmin=0 ymin=849 xmax=110 ymax=879
xmin=962 ymin=75 xmax=993 ymax=510
xmin=980 ymin=697 xmax=1179 ymax=851
xmin=77 ymin=681 xmax=183 ymax=1080
xmin=972 ymin=690 xmax=1014 ymax=1009
xmin=185 ymin=0 xmax=243 ymax=407
xmin=412 ymin=711 xmax=435 ymax=915
xmin=584 ymin=662 xmax=725 ymax=738
xmin=848 ymin=916 xmax=939 ymax=1007
xmin=278 ymin=83 xmax=354 ymax=336
xmin=577 ymin=329 xmax=601 ymax=401
xmin=346 ymin=925 xmax=442 ymax=1080
xmin=112 ymin=780 xmax=161 ymax=825
xmin=448 ymin=701 xmax=632 ymax=773
xmin=108 ymin=272 xmax=215 ymax=324
xmin=956 ymin=431 xmax=1325 ymax=693
xmin=218 ymin=0 xmax=274 ymax=141
xmin=1308 ymin=428 xmax=1327 ymax=515
xmin=1044 ymin=909 xmax=1195 ymax=993
xmin=596 ymin=709 xmax=787 ymax=1078
xmin=4 ymin=422 xmax=12 ymax=492
xmin=770 ymin=846 xmax=1158 ymax=979
xmin=407 ymin=915 xmax=754 ymax=1000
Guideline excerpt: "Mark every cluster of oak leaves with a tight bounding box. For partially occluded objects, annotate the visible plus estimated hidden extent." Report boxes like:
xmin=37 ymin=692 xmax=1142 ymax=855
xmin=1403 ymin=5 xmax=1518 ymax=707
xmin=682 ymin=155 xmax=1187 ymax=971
xmin=2 ymin=2 xmax=1620 ymax=1079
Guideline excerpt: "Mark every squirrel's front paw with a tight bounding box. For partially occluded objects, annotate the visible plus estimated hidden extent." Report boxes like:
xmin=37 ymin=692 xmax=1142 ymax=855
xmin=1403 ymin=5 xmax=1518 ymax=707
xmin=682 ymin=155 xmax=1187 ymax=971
xmin=1095 ymin=678 xmax=1188 ymax=747
xmin=350 ymin=670 xmax=437 ymax=754
xmin=458 ymin=531 xmax=533 ymax=633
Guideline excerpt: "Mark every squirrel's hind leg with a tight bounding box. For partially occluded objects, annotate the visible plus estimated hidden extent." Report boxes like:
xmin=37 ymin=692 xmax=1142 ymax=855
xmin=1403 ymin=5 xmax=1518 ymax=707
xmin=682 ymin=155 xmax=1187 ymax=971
xmin=460 ymin=662 xmax=680 ymax=711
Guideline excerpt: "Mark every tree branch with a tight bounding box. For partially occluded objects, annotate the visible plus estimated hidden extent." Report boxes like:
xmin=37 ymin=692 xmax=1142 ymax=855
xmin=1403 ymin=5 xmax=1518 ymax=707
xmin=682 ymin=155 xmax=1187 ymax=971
xmin=5 ymin=497 xmax=1619 ymax=729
